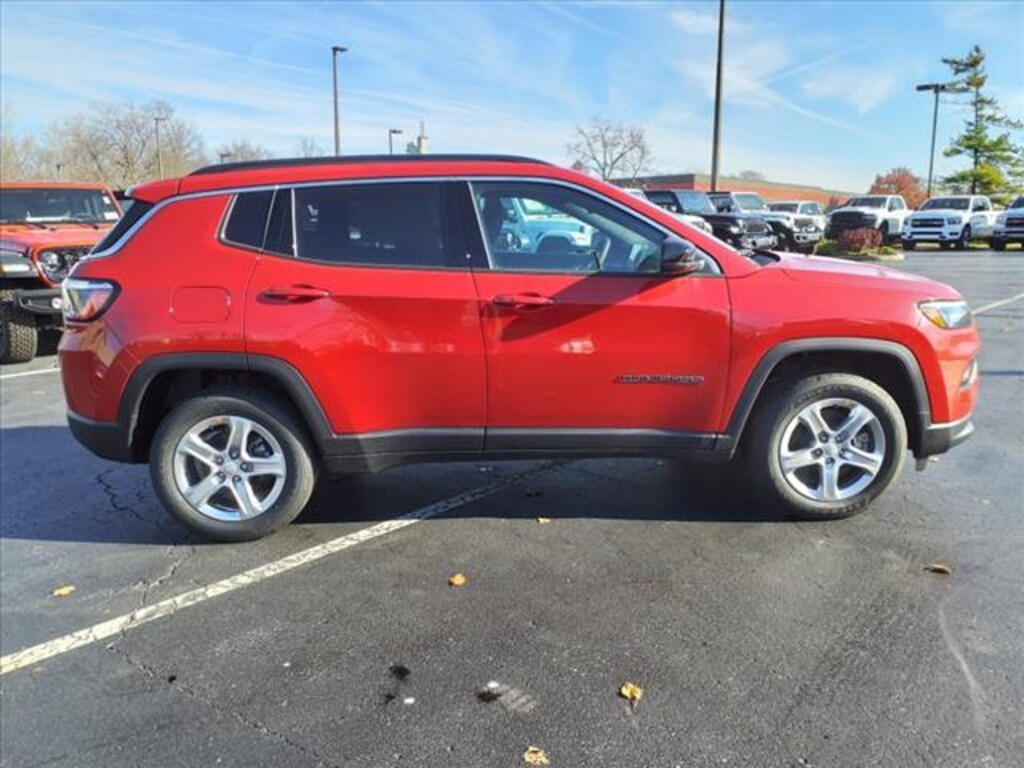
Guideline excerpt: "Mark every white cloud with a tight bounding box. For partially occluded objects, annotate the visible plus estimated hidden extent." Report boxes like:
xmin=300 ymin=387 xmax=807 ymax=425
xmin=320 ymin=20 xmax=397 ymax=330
xmin=802 ymin=69 xmax=900 ymax=115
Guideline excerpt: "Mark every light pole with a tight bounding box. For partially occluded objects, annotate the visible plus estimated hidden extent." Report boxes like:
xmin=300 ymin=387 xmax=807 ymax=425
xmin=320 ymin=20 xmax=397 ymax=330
xmin=915 ymin=82 xmax=952 ymax=199
xmin=709 ymin=0 xmax=726 ymax=191
xmin=153 ymin=116 xmax=168 ymax=179
xmin=332 ymin=45 xmax=348 ymax=155
xmin=388 ymin=128 xmax=403 ymax=155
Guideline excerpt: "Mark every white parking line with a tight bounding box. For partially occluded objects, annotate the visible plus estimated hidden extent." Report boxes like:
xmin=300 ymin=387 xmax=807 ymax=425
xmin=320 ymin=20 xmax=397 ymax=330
xmin=0 ymin=367 xmax=60 ymax=381
xmin=0 ymin=464 xmax=554 ymax=676
xmin=973 ymin=291 xmax=1024 ymax=315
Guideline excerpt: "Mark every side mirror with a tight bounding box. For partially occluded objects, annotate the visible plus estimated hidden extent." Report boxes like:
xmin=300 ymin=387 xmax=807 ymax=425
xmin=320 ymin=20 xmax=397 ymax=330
xmin=661 ymin=236 xmax=703 ymax=275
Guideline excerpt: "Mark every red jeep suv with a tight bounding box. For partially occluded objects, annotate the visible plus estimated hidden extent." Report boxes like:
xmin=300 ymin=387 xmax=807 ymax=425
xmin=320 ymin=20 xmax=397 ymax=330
xmin=59 ymin=156 xmax=979 ymax=541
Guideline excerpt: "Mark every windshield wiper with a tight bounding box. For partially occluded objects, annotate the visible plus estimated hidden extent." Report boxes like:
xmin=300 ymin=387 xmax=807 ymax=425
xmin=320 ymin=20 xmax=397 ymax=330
xmin=0 ymin=220 xmax=52 ymax=230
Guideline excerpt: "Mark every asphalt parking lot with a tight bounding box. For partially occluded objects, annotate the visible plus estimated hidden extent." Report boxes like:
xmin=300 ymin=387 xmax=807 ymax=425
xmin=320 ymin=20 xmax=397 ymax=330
xmin=1 ymin=250 xmax=1022 ymax=768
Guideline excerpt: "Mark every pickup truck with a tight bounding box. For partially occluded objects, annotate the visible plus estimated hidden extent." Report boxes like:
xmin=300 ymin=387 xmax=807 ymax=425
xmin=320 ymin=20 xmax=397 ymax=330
xmin=707 ymin=191 xmax=822 ymax=253
xmin=622 ymin=188 xmax=714 ymax=236
xmin=901 ymin=195 xmax=998 ymax=250
xmin=826 ymin=195 xmax=910 ymax=243
xmin=645 ymin=190 xmax=776 ymax=250
xmin=991 ymin=195 xmax=1024 ymax=251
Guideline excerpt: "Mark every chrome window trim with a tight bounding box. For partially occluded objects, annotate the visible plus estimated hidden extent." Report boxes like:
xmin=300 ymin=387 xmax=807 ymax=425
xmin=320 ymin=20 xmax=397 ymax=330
xmin=465 ymin=178 xmax=722 ymax=277
xmin=83 ymin=174 xmax=721 ymax=275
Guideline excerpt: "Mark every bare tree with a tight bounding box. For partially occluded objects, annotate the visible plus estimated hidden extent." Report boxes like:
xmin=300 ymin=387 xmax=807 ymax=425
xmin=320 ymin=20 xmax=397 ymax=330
xmin=295 ymin=136 xmax=328 ymax=158
xmin=44 ymin=100 xmax=205 ymax=187
xmin=214 ymin=139 xmax=273 ymax=164
xmin=736 ymin=169 xmax=766 ymax=181
xmin=1 ymin=105 xmax=46 ymax=180
xmin=566 ymin=118 xmax=653 ymax=182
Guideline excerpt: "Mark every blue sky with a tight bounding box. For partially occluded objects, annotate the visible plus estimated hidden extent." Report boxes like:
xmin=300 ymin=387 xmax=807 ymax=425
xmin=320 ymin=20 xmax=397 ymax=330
xmin=1 ymin=0 xmax=1021 ymax=191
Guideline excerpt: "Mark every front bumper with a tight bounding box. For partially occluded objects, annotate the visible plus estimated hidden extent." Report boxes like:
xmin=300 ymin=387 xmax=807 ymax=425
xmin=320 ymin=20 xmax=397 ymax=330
xmin=791 ymin=228 xmax=823 ymax=245
xmin=991 ymin=228 xmax=1024 ymax=245
xmin=735 ymin=233 xmax=777 ymax=250
xmin=917 ymin=415 xmax=975 ymax=458
xmin=12 ymin=288 xmax=63 ymax=320
xmin=902 ymin=224 xmax=966 ymax=243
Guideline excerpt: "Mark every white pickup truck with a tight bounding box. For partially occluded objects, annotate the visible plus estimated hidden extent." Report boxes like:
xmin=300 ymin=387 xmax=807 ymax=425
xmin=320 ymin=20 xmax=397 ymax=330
xmin=825 ymin=195 xmax=911 ymax=243
xmin=901 ymin=195 xmax=998 ymax=250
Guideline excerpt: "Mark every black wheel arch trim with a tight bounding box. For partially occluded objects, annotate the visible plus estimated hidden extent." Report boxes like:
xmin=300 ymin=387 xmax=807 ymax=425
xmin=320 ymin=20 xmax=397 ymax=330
xmin=718 ymin=337 xmax=935 ymax=456
xmin=116 ymin=352 xmax=335 ymax=460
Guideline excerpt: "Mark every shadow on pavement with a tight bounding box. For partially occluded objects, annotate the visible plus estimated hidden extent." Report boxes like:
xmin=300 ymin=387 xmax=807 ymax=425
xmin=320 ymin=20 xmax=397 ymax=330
xmin=2 ymin=427 xmax=791 ymax=546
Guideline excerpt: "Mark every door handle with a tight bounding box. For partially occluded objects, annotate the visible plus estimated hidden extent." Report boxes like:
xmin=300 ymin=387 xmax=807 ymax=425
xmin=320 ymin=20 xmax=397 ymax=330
xmin=260 ymin=285 xmax=333 ymax=302
xmin=491 ymin=293 xmax=554 ymax=309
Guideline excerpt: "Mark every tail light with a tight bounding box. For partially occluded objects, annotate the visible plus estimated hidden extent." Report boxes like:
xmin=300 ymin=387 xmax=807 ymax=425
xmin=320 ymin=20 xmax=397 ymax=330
xmin=62 ymin=279 xmax=119 ymax=322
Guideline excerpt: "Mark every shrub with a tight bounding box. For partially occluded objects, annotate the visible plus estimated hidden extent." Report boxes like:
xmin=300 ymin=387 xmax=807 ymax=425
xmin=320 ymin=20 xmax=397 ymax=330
xmin=837 ymin=227 xmax=883 ymax=253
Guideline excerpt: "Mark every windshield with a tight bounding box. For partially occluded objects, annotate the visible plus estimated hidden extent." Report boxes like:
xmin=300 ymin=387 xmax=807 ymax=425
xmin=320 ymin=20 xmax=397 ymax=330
xmin=845 ymin=197 xmax=887 ymax=209
xmin=921 ymin=197 xmax=970 ymax=210
xmin=0 ymin=187 xmax=120 ymax=224
xmin=734 ymin=193 xmax=767 ymax=212
xmin=1010 ymin=196 xmax=1024 ymax=209
xmin=769 ymin=203 xmax=798 ymax=213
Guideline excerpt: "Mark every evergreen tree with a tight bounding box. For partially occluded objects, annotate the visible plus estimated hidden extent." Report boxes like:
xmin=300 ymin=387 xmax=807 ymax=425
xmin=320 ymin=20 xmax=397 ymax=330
xmin=940 ymin=45 xmax=1022 ymax=196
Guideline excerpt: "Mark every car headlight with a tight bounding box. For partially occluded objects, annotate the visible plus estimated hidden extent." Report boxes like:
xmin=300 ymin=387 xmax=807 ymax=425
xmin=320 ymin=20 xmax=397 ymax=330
xmin=37 ymin=250 xmax=69 ymax=281
xmin=918 ymin=299 xmax=972 ymax=329
xmin=945 ymin=216 xmax=963 ymax=226
xmin=995 ymin=213 xmax=1007 ymax=225
xmin=728 ymin=224 xmax=742 ymax=234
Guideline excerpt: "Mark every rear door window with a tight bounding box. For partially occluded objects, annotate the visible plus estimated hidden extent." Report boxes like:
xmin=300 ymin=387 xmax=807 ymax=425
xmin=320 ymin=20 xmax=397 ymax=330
xmin=292 ymin=182 xmax=454 ymax=268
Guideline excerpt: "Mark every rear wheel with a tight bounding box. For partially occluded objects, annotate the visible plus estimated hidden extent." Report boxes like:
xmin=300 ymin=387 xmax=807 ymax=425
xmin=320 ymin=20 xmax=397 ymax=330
xmin=0 ymin=293 xmax=38 ymax=364
xmin=150 ymin=388 xmax=317 ymax=541
xmin=747 ymin=373 xmax=907 ymax=520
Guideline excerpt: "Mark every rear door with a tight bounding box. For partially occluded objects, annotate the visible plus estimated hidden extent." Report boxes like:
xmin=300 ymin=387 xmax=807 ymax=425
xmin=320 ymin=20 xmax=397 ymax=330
xmin=465 ymin=180 xmax=731 ymax=452
xmin=244 ymin=181 xmax=486 ymax=454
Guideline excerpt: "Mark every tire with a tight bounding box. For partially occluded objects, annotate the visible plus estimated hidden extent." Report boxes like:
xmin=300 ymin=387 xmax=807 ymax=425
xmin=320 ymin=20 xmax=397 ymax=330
xmin=0 ymin=294 xmax=39 ymax=364
xmin=879 ymin=222 xmax=890 ymax=243
xmin=991 ymin=240 xmax=1006 ymax=252
xmin=149 ymin=387 xmax=317 ymax=541
xmin=955 ymin=225 xmax=971 ymax=251
xmin=901 ymin=240 xmax=916 ymax=251
xmin=746 ymin=373 xmax=907 ymax=520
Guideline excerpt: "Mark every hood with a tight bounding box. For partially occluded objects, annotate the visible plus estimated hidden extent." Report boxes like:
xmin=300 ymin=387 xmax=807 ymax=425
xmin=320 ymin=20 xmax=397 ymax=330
xmin=832 ymin=206 xmax=884 ymax=215
xmin=778 ymin=252 xmax=950 ymax=287
xmin=908 ymin=209 xmax=968 ymax=218
xmin=0 ymin=223 xmax=111 ymax=252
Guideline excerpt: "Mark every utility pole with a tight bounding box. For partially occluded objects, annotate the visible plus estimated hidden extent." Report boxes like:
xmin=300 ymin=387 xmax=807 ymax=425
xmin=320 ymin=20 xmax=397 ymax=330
xmin=915 ymin=82 xmax=950 ymax=198
xmin=388 ymin=128 xmax=403 ymax=155
xmin=709 ymin=0 xmax=726 ymax=191
xmin=332 ymin=45 xmax=348 ymax=155
xmin=153 ymin=116 xmax=168 ymax=179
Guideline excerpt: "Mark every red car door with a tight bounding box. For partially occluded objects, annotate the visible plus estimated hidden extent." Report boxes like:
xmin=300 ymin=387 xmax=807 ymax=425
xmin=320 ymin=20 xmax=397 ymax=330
xmin=466 ymin=181 xmax=731 ymax=451
xmin=245 ymin=182 xmax=486 ymax=459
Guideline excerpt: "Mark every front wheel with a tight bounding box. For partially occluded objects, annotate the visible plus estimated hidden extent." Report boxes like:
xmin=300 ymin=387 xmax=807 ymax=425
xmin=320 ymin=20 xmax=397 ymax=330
xmin=150 ymin=388 xmax=317 ymax=541
xmin=901 ymin=240 xmax=916 ymax=251
xmin=0 ymin=295 xmax=38 ymax=364
xmin=955 ymin=225 xmax=971 ymax=250
xmin=747 ymin=373 xmax=907 ymax=520
xmin=991 ymin=240 xmax=1006 ymax=252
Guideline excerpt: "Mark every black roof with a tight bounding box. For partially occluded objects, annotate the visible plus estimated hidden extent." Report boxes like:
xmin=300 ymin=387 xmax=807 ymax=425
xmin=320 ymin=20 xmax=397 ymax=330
xmin=189 ymin=154 xmax=550 ymax=176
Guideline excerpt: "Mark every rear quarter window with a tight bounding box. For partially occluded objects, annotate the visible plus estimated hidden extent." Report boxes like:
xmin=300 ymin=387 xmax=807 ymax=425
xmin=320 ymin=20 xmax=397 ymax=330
xmin=222 ymin=191 xmax=274 ymax=250
xmin=92 ymin=199 xmax=153 ymax=253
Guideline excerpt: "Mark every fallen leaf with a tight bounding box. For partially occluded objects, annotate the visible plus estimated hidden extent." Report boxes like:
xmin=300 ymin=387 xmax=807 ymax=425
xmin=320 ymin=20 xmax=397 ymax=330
xmin=926 ymin=563 xmax=953 ymax=575
xmin=536 ymin=517 xmax=552 ymax=525
xmin=51 ymin=585 xmax=76 ymax=598
xmin=448 ymin=573 xmax=467 ymax=587
xmin=523 ymin=746 xmax=550 ymax=765
xmin=619 ymin=682 xmax=643 ymax=702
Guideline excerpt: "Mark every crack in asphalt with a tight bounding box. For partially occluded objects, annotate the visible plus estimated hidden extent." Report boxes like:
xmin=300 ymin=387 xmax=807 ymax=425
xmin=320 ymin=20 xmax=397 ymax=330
xmin=94 ymin=468 xmax=184 ymax=541
xmin=103 ymin=644 xmax=339 ymax=768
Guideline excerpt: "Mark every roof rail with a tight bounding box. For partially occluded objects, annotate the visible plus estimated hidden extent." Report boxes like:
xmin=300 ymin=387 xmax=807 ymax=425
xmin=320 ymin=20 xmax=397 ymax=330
xmin=189 ymin=154 xmax=551 ymax=176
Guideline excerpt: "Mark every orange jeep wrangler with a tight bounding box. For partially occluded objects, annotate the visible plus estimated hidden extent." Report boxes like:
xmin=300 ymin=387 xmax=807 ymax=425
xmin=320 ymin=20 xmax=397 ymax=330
xmin=1 ymin=182 xmax=123 ymax=363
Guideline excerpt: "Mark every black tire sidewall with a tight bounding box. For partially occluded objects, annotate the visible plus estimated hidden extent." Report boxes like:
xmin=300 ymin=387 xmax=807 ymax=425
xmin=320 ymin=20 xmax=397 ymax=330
xmin=0 ymin=296 xmax=39 ymax=364
xmin=750 ymin=374 xmax=907 ymax=519
xmin=150 ymin=389 xmax=316 ymax=541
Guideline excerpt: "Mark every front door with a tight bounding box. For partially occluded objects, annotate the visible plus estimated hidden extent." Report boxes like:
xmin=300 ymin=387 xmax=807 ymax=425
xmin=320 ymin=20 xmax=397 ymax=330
xmin=245 ymin=181 xmax=486 ymax=457
xmin=466 ymin=181 xmax=731 ymax=452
